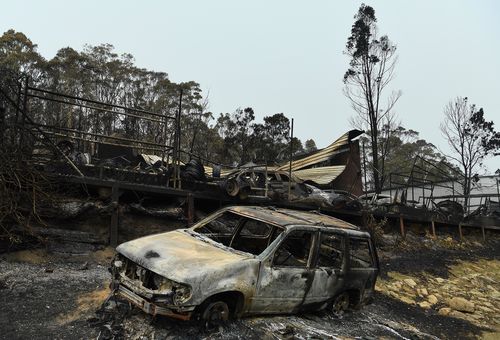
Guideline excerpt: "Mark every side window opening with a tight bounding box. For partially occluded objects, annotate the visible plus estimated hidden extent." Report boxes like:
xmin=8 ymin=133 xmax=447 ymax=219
xmin=279 ymin=174 xmax=290 ymax=182
xmin=273 ymin=230 xmax=314 ymax=267
xmin=195 ymin=211 xmax=240 ymax=246
xmin=267 ymin=173 xmax=279 ymax=181
xmin=230 ymin=219 xmax=279 ymax=256
xmin=239 ymin=219 xmax=272 ymax=237
xmin=349 ymin=238 xmax=373 ymax=268
xmin=318 ymin=233 xmax=344 ymax=269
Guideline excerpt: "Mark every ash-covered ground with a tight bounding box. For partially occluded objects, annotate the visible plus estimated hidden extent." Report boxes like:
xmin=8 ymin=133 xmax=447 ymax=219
xmin=0 ymin=234 xmax=498 ymax=340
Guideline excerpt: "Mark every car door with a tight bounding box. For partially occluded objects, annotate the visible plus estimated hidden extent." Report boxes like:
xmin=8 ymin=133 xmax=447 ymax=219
xmin=308 ymin=231 xmax=347 ymax=305
xmin=250 ymin=229 xmax=317 ymax=314
xmin=345 ymin=237 xmax=379 ymax=304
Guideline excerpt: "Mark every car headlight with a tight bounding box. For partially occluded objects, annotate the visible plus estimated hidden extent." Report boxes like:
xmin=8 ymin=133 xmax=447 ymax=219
xmin=153 ymin=274 xmax=173 ymax=291
xmin=151 ymin=274 xmax=191 ymax=304
xmin=173 ymin=284 xmax=192 ymax=305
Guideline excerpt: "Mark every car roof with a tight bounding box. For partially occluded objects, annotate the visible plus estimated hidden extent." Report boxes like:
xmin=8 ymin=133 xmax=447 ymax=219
xmin=227 ymin=206 xmax=360 ymax=231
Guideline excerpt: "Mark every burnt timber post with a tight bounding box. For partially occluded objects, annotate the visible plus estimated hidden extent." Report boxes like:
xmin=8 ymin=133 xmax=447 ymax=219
xmin=399 ymin=215 xmax=405 ymax=238
xmin=187 ymin=193 xmax=194 ymax=226
xmin=110 ymin=183 xmax=121 ymax=247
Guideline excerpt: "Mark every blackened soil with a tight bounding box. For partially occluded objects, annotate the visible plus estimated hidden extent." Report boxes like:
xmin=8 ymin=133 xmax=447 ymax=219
xmin=380 ymin=239 xmax=500 ymax=279
xmin=0 ymin=238 xmax=498 ymax=339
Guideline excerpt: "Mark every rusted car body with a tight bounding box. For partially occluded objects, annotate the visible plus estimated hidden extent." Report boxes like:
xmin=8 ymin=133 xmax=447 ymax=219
xmin=222 ymin=168 xmax=308 ymax=200
xmin=111 ymin=206 xmax=379 ymax=324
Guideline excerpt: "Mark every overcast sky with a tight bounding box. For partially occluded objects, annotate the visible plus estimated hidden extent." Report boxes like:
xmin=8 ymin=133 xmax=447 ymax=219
xmin=2 ymin=0 xmax=499 ymax=172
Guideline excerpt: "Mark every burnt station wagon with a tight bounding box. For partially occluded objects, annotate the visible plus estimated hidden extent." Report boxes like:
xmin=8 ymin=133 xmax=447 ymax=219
xmin=110 ymin=206 xmax=379 ymax=326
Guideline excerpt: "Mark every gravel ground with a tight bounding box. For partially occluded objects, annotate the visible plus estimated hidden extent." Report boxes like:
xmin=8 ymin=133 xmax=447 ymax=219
xmin=0 ymin=237 xmax=497 ymax=340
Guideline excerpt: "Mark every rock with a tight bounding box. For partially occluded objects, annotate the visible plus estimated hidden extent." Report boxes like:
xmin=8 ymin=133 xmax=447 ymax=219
xmin=78 ymin=261 xmax=89 ymax=271
xmin=435 ymin=277 xmax=445 ymax=284
xmin=403 ymin=278 xmax=417 ymax=288
xmin=427 ymin=295 xmax=438 ymax=305
xmin=389 ymin=291 xmax=400 ymax=299
xmin=420 ymin=288 xmax=428 ymax=296
xmin=447 ymin=297 xmax=475 ymax=313
xmin=400 ymin=296 xmax=416 ymax=305
xmin=438 ymin=307 xmax=451 ymax=316
xmin=389 ymin=291 xmax=399 ymax=300
xmin=418 ymin=301 xmax=431 ymax=309
xmin=449 ymin=310 xmax=466 ymax=318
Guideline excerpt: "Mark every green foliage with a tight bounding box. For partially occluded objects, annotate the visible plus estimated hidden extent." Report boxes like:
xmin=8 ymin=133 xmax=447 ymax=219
xmin=441 ymin=97 xmax=500 ymax=206
xmin=343 ymin=4 xmax=400 ymax=193
xmin=362 ymin=125 xmax=457 ymax=189
xmin=304 ymin=139 xmax=317 ymax=153
xmin=215 ymin=110 xmax=296 ymax=166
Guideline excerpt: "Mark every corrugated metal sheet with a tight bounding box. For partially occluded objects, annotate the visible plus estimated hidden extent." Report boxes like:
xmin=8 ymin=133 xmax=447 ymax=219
xmin=293 ymin=165 xmax=346 ymax=185
xmin=275 ymin=131 xmax=351 ymax=171
xmin=139 ymin=154 xmax=163 ymax=166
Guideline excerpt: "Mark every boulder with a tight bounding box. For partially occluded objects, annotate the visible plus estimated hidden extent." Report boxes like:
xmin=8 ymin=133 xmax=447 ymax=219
xmin=403 ymin=278 xmax=417 ymax=288
xmin=418 ymin=301 xmax=431 ymax=309
xmin=400 ymin=296 xmax=416 ymax=305
xmin=438 ymin=307 xmax=451 ymax=316
xmin=427 ymin=295 xmax=438 ymax=305
xmin=447 ymin=297 xmax=475 ymax=313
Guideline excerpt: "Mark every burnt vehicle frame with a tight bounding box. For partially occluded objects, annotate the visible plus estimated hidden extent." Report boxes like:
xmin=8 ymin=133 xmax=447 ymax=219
xmin=110 ymin=206 xmax=379 ymax=325
xmin=222 ymin=167 xmax=309 ymax=200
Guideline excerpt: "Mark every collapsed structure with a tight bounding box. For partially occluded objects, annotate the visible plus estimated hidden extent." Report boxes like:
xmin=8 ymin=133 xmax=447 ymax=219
xmin=0 ymin=72 xmax=498 ymax=248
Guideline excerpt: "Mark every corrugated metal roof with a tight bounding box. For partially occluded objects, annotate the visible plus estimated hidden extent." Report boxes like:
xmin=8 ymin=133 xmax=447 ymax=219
xmin=293 ymin=165 xmax=346 ymax=185
xmin=276 ymin=131 xmax=351 ymax=171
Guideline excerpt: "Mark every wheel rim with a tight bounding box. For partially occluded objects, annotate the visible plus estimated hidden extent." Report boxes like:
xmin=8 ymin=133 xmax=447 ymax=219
xmin=203 ymin=301 xmax=229 ymax=329
xmin=225 ymin=180 xmax=239 ymax=196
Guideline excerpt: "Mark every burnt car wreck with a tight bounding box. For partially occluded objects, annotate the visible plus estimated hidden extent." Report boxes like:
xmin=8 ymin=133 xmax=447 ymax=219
xmin=110 ymin=206 xmax=379 ymax=326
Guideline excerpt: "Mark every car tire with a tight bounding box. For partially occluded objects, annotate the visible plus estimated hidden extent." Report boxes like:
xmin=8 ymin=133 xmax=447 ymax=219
xmin=225 ymin=179 xmax=240 ymax=197
xmin=331 ymin=292 xmax=350 ymax=315
xmin=183 ymin=159 xmax=206 ymax=181
xmin=200 ymin=300 xmax=230 ymax=330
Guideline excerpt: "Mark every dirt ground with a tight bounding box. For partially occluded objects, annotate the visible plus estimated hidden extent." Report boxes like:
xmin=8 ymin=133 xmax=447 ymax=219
xmin=0 ymin=234 xmax=498 ymax=340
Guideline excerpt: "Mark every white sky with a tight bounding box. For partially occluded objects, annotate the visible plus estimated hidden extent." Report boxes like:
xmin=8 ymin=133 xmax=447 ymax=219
xmin=2 ymin=0 xmax=499 ymax=172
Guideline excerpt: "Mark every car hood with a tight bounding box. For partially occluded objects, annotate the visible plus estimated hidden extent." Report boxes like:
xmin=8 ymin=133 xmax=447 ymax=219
xmin=116 ymin=230 xmax=251 ymax=283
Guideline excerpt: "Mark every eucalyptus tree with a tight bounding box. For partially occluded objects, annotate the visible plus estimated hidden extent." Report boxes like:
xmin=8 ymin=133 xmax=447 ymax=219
xmin=343 ymin=4 xmax=401 ymax=193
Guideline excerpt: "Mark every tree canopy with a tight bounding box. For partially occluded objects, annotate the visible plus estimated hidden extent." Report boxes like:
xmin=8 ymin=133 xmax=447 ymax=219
xmin=440 ymin=96 xmax=500 ymax=208
xmin=0 ymin=29 xmax=304 ymax=168
xmin=344 ymin=4 xmax=401 ymax=193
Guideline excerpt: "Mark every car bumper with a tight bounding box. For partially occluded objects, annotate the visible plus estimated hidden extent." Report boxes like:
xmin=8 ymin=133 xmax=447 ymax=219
xmin=117 ymin=284 xmax=194 ymax=321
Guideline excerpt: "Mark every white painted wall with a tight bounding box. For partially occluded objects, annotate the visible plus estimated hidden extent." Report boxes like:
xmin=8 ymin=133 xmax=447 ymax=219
xmin=380 ymin=175 xmax=500 ymax=211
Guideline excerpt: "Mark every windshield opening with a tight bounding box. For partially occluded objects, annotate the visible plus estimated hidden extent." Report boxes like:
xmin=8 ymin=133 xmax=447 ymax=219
xmin=193 ymin=211 xmax=283 ymax=256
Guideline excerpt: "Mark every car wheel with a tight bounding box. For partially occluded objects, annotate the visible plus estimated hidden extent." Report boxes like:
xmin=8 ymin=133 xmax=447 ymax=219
xmin=331 ymin=292 xmax=350 ymax=315
xmin=225 ymin=179 xmax=240 ymax=197
xmin=201 ymin=300 xmax=230 ymax=330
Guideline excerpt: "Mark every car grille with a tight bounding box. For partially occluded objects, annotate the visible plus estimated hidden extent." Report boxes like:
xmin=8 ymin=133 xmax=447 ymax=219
xmin=120 ymin=256 xmax=159 ymax=290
